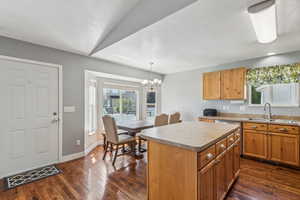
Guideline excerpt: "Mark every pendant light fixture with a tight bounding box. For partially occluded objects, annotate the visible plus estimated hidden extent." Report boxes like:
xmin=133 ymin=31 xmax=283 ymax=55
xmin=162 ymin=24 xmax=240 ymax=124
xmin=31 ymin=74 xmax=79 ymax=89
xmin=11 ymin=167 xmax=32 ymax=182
xmin=142 ymin=62 xmax=162 ymax=91
xmin=248 ymin=0 xmax=277 ymax=44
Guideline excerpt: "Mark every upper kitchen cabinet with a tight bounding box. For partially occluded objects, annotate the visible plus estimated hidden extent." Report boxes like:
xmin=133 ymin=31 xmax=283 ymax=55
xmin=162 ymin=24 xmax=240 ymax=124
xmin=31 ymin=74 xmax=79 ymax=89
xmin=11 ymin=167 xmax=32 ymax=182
xmin=221 ymin=67 xmax=247 ymax=100
xmin=203 ymin=71 xmax=221 ymax=100
xmin=202 ymin=67 xmax=247 ymax=100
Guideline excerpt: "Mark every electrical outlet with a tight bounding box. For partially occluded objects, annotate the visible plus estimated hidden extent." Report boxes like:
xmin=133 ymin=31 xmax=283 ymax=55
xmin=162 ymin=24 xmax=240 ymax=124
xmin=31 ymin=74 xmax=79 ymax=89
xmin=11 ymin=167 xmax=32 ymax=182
xmin=76 ymin=140 xmax=81 ymax=146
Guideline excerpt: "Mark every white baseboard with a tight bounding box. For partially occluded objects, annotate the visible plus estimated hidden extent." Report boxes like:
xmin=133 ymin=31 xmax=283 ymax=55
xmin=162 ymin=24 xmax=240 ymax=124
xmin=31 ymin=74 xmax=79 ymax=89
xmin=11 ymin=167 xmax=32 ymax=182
xmin=61 ymin=152 xmax=85 ymax=163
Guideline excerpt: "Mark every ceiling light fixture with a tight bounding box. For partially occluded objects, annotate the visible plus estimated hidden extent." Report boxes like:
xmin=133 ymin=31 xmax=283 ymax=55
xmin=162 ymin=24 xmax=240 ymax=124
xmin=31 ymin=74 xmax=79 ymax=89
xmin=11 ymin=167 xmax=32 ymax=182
xmin=142 ymin=62 xmax=162 ymax=91
xmin=248 ymin=0 xmax=277 ymax=44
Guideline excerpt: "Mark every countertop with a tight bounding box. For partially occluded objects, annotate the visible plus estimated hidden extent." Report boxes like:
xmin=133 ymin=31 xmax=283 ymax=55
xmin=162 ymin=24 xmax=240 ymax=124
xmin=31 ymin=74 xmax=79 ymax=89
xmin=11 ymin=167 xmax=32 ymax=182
xmin=199 ymin=115 xmax=300 ymax=126
xmin=140 ymin=121 xmax=239 ymax=152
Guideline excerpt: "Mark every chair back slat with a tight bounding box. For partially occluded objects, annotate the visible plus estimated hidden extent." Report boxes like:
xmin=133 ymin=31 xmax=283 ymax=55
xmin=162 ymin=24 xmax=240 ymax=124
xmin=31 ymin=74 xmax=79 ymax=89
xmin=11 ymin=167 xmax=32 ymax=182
xmin=102 ymin=115 xmax=118 ymax=143
xmin=169 ymin=112 xmax=181 ymax=124
xmin=154 ymin=114 xmax=169 ymax=127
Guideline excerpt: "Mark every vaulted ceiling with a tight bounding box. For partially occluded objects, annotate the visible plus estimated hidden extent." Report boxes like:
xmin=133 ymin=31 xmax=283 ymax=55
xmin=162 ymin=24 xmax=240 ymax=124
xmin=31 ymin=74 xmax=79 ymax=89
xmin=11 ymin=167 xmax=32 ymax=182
xmin=0 ymin=0 xmax=300 ymax=74
xmin=94 ymin=0 xmax=300 ymax=74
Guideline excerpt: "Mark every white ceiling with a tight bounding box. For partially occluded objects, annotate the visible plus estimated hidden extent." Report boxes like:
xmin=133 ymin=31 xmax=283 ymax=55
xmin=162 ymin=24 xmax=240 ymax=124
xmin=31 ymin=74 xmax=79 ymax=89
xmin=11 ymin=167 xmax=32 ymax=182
xmin=0 ymin=0 xmax=300 ymax=74
xmin=0 ymin=0 xmax=140 ymax=55
xmin=94 ymin=0 xmax=300 ymax=74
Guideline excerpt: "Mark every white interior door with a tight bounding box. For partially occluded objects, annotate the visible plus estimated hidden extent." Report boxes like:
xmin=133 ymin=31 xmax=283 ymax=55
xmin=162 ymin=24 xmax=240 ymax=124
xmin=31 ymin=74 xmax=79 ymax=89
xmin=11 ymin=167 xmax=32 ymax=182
xmin=0 ymin=57 xmax=59 ymax=178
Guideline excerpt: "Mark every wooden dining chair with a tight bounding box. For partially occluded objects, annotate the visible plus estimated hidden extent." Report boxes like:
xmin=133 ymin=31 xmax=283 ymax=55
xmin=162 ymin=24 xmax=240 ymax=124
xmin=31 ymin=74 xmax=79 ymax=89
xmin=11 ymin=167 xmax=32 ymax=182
xmin=137 ymin=114 xmax=169 ymax=153
xmin=154 ymin=113 xmax=169 ymax=127
xmin=101 ymin=129 xmax=128 ymax=150
xmin=169 ymin=112 xmax=181 ymax=124
xmin=102 ymin=115 xmax=136 ymax=165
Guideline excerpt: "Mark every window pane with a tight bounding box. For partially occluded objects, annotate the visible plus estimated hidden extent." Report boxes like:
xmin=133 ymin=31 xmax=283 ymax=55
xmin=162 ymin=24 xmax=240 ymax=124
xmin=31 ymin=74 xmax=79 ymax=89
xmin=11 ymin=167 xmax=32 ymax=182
xmin=146 ymin=92 xmax=156 ymax=121
xmin=250 ymin=83 xmax=299 ymax=106
xmin=146 ymin=104 xmax=156 ymax=121
xmin=120 ymin=90 xmax=137 ymax=121
xmin=88 ymin=85 xmax=97 ymax=133
xmin=103 ymin=88 xmax=137 ymax=122
xmin=103 ymin=88 xmax=120 ymax=115
xmin=272 ymin=83 xmax=296 ymax=105
xmin=251 ymin=86 xmax=262 ymax=104
xmin=147 ymin=92 xmax=156 ymax=103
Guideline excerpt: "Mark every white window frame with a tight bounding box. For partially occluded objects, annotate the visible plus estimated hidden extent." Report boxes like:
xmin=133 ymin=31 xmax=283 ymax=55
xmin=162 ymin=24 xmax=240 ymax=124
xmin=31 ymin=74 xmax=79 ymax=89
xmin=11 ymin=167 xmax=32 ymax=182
xmin=143 ymin=89 xmax=161 ymax=121
xmin=102 ymin=83 xmax=140 ymax=121
xmin=87 ymin=80 xmax=97 ymax=135
xmin=248 ymin=83 xmax=300 ymax=107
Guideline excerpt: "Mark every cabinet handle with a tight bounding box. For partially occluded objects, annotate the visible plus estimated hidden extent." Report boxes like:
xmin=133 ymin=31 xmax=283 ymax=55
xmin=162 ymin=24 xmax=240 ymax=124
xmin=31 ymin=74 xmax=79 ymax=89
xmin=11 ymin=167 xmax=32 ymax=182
xmin=215 ymin=160 xmax=221 ymax=164
xmin=220 ymin=144 xmax=226 ymax=149
xmin=251 ymin=126 xmax=257 ymax=129
xmin=236 ymin=133 xmax=240 ymax=137
xmin=229 ymin=138 xmax=234 ymax=142
xmin=206 ymin=153 xmax=214 ymax=160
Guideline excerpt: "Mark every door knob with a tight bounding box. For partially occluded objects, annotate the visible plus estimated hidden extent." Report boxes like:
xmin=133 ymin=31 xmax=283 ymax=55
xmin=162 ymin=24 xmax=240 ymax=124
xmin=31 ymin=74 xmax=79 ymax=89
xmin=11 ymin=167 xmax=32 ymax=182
xmin=52 ymin=112 xmax=59 ymax=123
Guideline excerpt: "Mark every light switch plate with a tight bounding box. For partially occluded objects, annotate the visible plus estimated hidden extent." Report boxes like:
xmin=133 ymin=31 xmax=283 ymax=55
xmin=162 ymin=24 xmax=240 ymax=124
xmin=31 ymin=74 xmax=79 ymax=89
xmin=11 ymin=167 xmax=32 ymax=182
xmin=64 ymin=106 xmax=76 ymax=113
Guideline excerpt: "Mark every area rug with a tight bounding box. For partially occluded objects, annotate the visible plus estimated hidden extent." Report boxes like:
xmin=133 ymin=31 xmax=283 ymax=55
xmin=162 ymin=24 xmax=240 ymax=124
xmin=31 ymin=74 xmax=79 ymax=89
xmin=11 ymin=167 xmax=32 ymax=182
xmin=4 ymin=165 xmax=62 ymax=190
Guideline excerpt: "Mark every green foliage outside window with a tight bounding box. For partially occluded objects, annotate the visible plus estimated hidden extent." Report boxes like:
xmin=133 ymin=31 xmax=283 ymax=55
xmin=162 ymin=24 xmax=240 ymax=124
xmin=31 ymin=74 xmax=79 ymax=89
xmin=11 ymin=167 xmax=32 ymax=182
xmin=251 ymin=86 xmax=262 ymax=104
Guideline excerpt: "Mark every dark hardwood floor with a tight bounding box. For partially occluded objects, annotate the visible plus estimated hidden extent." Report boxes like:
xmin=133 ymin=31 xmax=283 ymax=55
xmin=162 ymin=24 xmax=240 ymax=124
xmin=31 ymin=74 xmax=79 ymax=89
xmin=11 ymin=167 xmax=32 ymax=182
xmin=1 ymin=146 xmax=300 ymax=200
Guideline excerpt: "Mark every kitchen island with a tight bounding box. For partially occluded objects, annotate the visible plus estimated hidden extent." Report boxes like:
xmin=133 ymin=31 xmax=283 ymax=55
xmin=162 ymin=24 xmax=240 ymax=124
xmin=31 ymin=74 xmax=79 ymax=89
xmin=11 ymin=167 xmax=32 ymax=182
xmin=141 ymin=121 xmax=241 ymax=200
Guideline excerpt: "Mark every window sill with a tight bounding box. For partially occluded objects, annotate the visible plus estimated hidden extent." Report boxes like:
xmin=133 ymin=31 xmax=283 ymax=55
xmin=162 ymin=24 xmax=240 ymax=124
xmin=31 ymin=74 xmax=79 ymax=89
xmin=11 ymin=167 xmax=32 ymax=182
xmin=248 ymin=104 xmax=300 ymax=108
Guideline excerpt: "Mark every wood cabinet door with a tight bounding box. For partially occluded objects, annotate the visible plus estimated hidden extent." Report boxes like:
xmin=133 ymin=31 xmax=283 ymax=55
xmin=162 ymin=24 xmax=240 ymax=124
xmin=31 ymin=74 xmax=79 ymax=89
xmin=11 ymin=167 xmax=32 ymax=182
xmin=198 ymin=161 xmax=215 ymax=200
xmin=215 ymin=152 xmax=226 ymax=200
xmin=233 ymin=140 xmax=241 ymax=178
xmin=221 ymin=68 xmax=246 ymax=100
xmin=203 ymin=71 xmax=221 ymax=100
xmin=243 ymin=130 xmax=268 ymax=159
xmin=269 ymin=133 xmax=300 ymax=166
xmin=225 ymin=145 xmax=234 ymax=190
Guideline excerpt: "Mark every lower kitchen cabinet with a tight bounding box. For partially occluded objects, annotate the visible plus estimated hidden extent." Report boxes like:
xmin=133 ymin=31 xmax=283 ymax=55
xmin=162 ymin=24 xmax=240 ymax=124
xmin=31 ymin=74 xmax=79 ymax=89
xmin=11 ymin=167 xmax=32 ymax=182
xmin=233 ymin=139 xmax=241 ymax=178
xmin=199 ymin=144 xmax=240 ymax=200
xmin=243 ymin=122 xmax=300 ymax=167
xmin=215 ymin=152 xmax=227 ymax=200
xmin=269 ymin=132 xmax=300 ymax=166
xmin=225 ymin=144 xmax=234 ymax=190
xmin=199 ymin=161 xmax=215 ymax=200
xmin=243 ymin=130 xmax=268 ymax=159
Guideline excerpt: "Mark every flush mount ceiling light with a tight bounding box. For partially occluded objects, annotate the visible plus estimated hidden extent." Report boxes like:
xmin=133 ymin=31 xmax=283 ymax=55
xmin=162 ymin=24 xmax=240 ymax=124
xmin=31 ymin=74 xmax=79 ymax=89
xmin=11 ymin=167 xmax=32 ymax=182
xmin=248 ymin=0 xmax=277 ymax=44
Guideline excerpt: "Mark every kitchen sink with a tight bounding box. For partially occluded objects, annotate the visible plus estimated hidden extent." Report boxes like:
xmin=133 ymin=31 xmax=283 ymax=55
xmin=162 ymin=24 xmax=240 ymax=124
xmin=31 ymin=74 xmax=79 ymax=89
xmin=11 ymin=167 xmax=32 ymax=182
xmin=247 ymin=118 xmax=273 ymax=122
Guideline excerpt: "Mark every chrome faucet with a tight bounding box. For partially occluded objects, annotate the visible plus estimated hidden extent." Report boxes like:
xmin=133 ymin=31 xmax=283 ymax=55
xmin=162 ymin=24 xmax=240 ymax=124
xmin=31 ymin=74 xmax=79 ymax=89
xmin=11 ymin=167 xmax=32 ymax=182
xmin=264 ymin=103 xmax=272 ymax=120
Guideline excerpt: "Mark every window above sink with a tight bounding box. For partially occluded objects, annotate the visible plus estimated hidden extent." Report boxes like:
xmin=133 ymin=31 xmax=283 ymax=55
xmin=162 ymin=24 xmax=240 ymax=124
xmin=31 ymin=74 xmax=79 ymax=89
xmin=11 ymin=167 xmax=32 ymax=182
xmin=248 ymin=83 xmax=300 ymax=107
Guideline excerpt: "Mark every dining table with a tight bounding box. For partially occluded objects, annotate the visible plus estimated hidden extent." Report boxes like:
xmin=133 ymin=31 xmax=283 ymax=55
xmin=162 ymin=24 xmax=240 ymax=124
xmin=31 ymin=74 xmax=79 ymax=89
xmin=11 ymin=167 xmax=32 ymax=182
xmin=117 ymin=120 xmax=154 ymax=158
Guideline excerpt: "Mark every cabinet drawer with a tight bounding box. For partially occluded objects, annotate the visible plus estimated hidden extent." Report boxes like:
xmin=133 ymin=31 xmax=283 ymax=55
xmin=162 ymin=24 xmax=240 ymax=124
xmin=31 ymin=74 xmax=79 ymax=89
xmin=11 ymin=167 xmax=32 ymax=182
xmin=243 ymin=122 xmax=267 ymax=131
xmin=198 ymin=145 xmax=216 ymax=169
xmin=216 ymin=138 xmax=227 ymax=155
xmin=269 ymin=124 xmax=299 ymax=134
xmin=227 ymin=133 xmax=235 ymax=146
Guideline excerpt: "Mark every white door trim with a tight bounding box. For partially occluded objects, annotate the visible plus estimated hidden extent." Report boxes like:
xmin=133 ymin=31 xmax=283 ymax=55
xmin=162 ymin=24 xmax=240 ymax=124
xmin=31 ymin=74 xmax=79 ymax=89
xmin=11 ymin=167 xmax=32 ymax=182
xmin=0 ymin=55 xmax=63 ymax=162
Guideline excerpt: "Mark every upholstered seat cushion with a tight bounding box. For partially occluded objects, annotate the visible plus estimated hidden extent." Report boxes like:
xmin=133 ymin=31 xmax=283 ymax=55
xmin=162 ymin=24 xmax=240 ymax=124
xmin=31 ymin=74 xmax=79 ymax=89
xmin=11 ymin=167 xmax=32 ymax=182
xmin=118 ymin=135 xmax=136 ymax=144
xmin=117 ymin=129 xmax=129 ymax=135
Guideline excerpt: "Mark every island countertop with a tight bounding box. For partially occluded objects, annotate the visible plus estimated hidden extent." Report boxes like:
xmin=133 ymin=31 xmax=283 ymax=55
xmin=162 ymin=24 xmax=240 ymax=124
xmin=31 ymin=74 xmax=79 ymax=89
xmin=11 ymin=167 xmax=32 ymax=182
xmin=140 ymin=121 xmax=240 ymax=152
